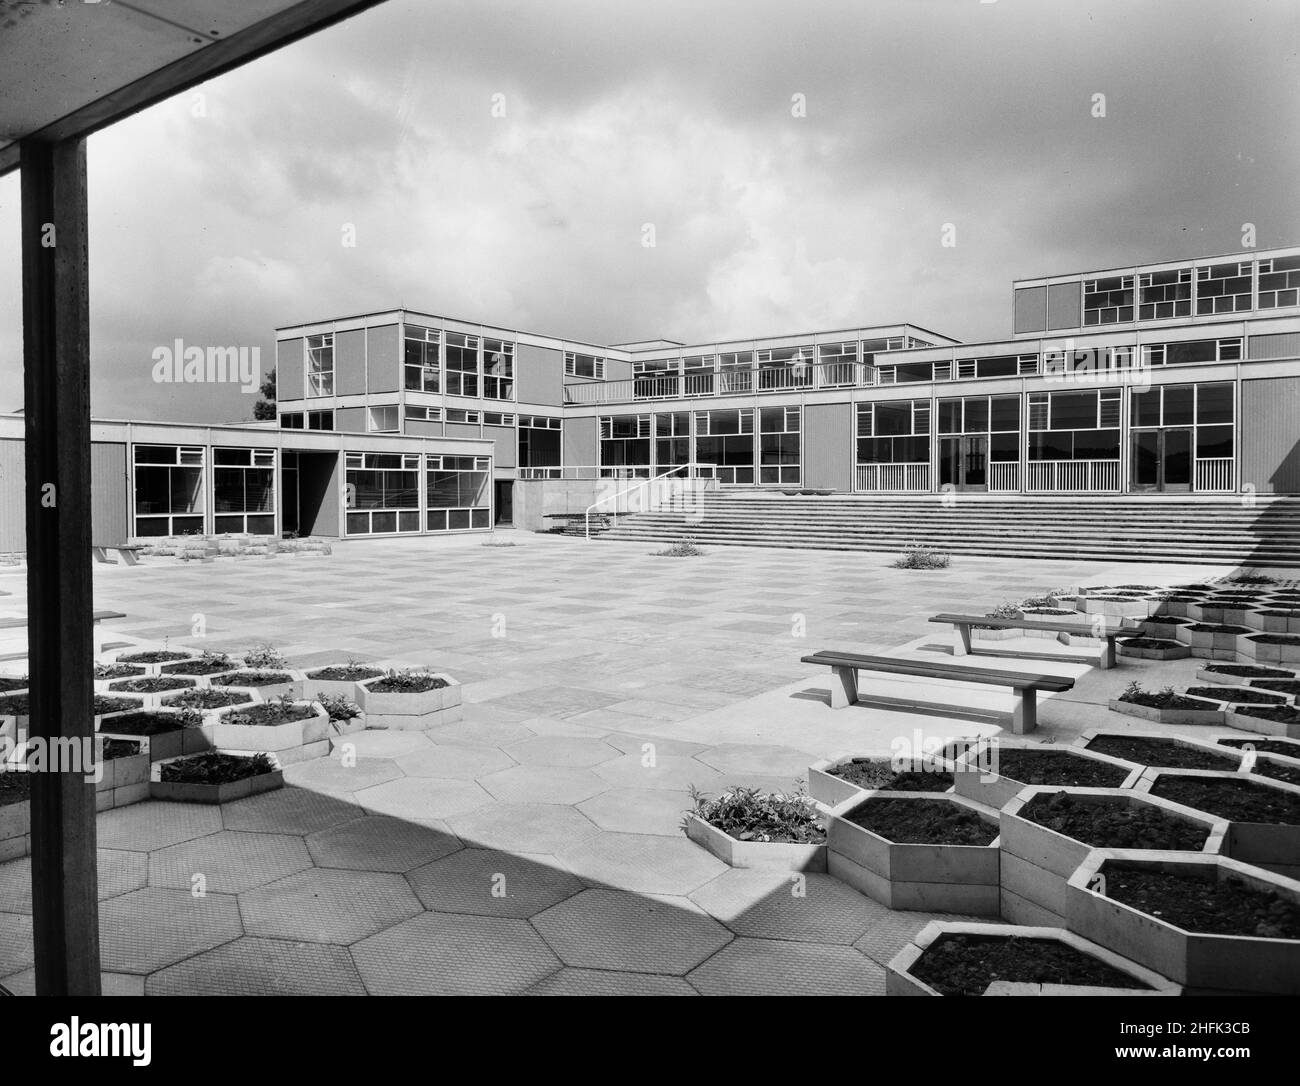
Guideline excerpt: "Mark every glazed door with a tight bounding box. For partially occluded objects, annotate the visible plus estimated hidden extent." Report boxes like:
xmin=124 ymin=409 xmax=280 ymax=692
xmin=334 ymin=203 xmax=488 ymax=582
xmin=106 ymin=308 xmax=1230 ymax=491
xmin=1131 ymin=428 xmax=1193 ymax=492
xmin=939 ymin=435 xmax=988 ymax=491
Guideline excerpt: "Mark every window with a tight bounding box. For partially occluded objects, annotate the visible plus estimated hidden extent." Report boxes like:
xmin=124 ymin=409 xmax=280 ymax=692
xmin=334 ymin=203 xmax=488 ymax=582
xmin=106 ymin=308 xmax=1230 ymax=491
xmin=445 ymin=332 xmax=479 ymax=397
xmin=634 ymin=359 xmax=678 ymax=398
xmin=682 ymin=355 xmax=714 ymax=395
xmin=426 ymin=455 xmax=492 ymax=532
xmin=307 ymin=333 xmax=334 ymax=396
xmin=1196 ymin=262 xmax=1252 ymax=314
xmin=756 ymin=346 xmax=814 ymax=390
xmin=519 ymin=416 xmax=562 ymax=469
xmin=1137 ymin=268 xmax=1192 ymax=320
xmin=718 ymin=351 xmax=753 ymax=393
xmin=1140 ymin=338 xmax=1243 ymax=367
xmin=1083 ymin=275 xmax=1134 ymax=325
xmin=405 ymin=405 xmax=443 ymax=422
xmin=404 ymin=326 xmax=441 ymax=392
xmin=694 ymin=409 xmax=757 ymax=484
xmin=855 ymin=400 xmax=930 ymax=465
xmin=1258 ymin=256 xmax=1300 ymax=309
xmin=655 ymin=412 xmax=691 ymax=469
xmin=445 ymin=408 xmax=481 ymax=424
xmin=952 ymin=354 xmax=1039 ymax=380
xmin=345 ymin=452 xmax=422 ymax=535
xmin=307 ymin=410 xmax=333 ymax=431
xmin=759 ymin=407 xmax=800 ymax=484
xmin=876 ymin=360 xmax=934 ymax=384
xmin=369 ymin=405 xmax=399 ymax=432
xmin=213 ymin=447 xmax=275 ymax=535
xmin=280 ymin=413 xmax=304 ymax=429
xmin=482 ymin=412 xmax=515 ymax=426
xmin=483 ymin=338 xmax=515 ymax=400
xmin=1130 ymin=382 xmax=1235 ymax=461
xmin=1026 ymin=390 xmax=1121 ymax=460
xmin=599 ymin=415 xmax=652 ymax=474
xmin=565 ymin=352 xmax=605 ymax=379
xmin=133 ymin=445 xmax=205 ymax=537
xmin=818 ymin=342 xmax=858 ymax=386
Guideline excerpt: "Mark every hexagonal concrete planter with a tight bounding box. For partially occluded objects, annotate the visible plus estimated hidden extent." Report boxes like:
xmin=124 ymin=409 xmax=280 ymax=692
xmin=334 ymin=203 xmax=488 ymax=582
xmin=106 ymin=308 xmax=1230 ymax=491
xmin=355 ymin=673 xmax=462 ymax=730
xmin=93 ymin=739 xmax=150 ymax=812
xmin=301 ymin=664 xmax=384 ymax=702
xmin=953 ymin=739 xmax=1143 ymax=812
xmin=1136 ymin=767 xmax=1300 ymax=868
xmin=826 ymin=792 xmax=1001 ymax=916
xmin=683 ymin=814 xmax=827 ymax=872
xmin=1106 ymin=694 xmax=1224 ymax=726
xmin=1196 ymin=663 xmax=1295 ymax=686
xmin=1175 ymin=623 xmax=1253 ymax=660
xmin=1224 ymin=705 xmax=1300 ymax=740
xmin=149 ymin=753 xmax=284 ymax=804
xmin=209 ymin=669 xmax=303 ymax=701
xmin=206 ymin=700 xmax=330 ymax=754
xmin=1211 ymin=733 xmax=1300 ymax=760
xmin=1239 ymin=634 xmax=1300 ymax=665
xmin=1115 ymin=637 xmax=1190 ymax=661
xmin=1148 ymin=595 xmax=1204 ymax=619
xmin=1066 ymin=851 xmax=1300 ymax=994
xmin=0 ymin=787 xmax=31 ymax=862
xmin=998 ymin=786 xmax=1227 ymax=927
xmin=1244 ymin=609 xmax=1300 ymax=635
xmin=1074 ymin=728 xmax=1244 ymax=772
xmin=104 ymin=675 xmax=198 ymax=709
xmin=1082 ymin=596 xmax=1153 ymax=620
xmin=106 ymin=648 xmax=197 ymax=678
xmin=807 ymin=755 xmax=953 ymax=806
xmin=886 ymin=920 xmax=1178 ymax=997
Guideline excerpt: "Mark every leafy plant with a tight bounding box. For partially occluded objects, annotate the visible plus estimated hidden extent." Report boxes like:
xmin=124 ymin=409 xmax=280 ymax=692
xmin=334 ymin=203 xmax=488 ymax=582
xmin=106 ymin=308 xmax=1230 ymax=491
xmin=367 ymin=669 xmax=448 ymax=693
xmin=892 ymin=543 xmax=950 ymax=570
xmin=316 ymin=694 xmax=361 ymax=723
xmin=243 ymin=643 xmax=288 ymax=669
xmin=653 ymin=537 xmax=704 ymax=557
xmin=159 ymin=752 xmax=275 ymax=784
xmin=683 ymin=784 xmax=824 ymax=844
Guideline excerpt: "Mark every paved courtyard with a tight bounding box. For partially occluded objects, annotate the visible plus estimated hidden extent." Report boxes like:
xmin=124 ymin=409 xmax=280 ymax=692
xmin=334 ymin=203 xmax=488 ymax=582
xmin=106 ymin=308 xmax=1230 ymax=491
xmin=0 ymin=532 xmax=1262 ymax=995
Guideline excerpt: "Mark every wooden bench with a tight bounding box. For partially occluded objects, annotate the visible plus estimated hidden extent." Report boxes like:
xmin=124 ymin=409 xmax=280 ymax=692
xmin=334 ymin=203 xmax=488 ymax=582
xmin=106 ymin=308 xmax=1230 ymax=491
xmin=0 ymin=609 xmax=125 ymax=631
xmin=800 ymin=650 xmax=1074 ymax=734
xmin=929 ymin=612 xmax=1139 ymax=670
xmin=93 ymin=544 xmax=144 ymax=566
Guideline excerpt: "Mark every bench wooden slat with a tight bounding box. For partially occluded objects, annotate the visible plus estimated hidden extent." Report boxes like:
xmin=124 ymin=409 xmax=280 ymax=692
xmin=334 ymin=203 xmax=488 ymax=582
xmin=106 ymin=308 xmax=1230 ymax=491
xmin=929 ymin=612 xmax=1133 ymax=636
xmin=799 ymin=651 xmax=1074 ymax=693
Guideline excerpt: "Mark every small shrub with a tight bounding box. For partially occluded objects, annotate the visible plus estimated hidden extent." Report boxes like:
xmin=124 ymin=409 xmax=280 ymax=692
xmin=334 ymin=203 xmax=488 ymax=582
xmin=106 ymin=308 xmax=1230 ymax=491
xmin=892 ymin=543 xmax=950 ymax=570
xmin=316 ymin=694 xmax=361 ymax=722
xmin=368 ymin=669 xmax=449 ymax=693
xmin=160 ymin=752 xmax=275 ymax=785
xmin=1226 ymin=571 xmax=1277 ymax=585
xmin=242 ymin=643 xmax=288 ymax=669
xmin=684 ymin=784 xmax=824 ymax=844
xmin=653 ymin=537 xmax=704 ymax=557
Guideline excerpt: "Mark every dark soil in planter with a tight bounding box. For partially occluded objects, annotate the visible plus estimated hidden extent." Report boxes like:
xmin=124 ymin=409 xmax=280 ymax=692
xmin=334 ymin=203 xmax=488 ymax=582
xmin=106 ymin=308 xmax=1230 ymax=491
xmin=101 ymin=738 xmax=142 ymax=759
xmin=213 ymin=670 xmax=293 ymax=688
xmin=1186 ymin=686 xmax=1285 ymax=705
xmin=161 ymin=657 xmax=238 ymax=676
xmin=1205 ymin=665 xmax=1294 ymax=679
xmin=0 ymin=676 xmax=26 ymax=692
xmin=108 ymin=676 xmax=196 ymax=694
xmin=997 ymin=750 xmax=1131 ymax=788
xmin=1118 ymin=690 xmax=1221 ymax=711
xmin=93 ymin=663 xmax=145 ymax=680
xmin=829 ymin=758 xmax=952 ymax=792
xmin=1102 ymin=865 xmax=1300 ymax=939
xmin=910 ymin=933 xmax=1151 ymax=996
xmin=1113 ymin=584 xmax=1160 ymax=591
xmin=847 ymin=798 xmax=996 ymax=845
xmin=0 ymin=772 xmax=32 ymax=806
xmin=1186 ymin=623 xmax=1251 ymax=634
xmin=1250 ymin=635 xmax=1300 ymax=646
xmin=159 ymin=752 xmax=275 ymax=784
xmin=1254 ymin=761 xmax=1300 ymax=787
xmin=1117 ymin=638 xmax=1179 ymax=650
xmin=1218 ymin=737 xmax=1300 ymax=756
xmin=1021 ymin=792 xmax=1210 ymax=850
xmin=165 ymin=688 xmax=251 ymax=710
xmin=1150 ymin=776 xmax=1300 ymax=825
xmin=0 ymin=694 xmax=28 ymax=715
xmin=1250 ymin=680 xmax=1300 ymax=697
xmin=103 ymin=710 xmax=196 ymax=736
xmin=1021 ymin=608 xmax=1075 ymax=616
xmin=366 ymin=673 xmax=449 ymax=694
xmin=219 ymin=702 xmax=317 ymax=727
xmin=1232 ymin=705 xmax=1300 ymax=724
xmin=116 ymin=650 xmax=192 ymax=664
xmin=1087 ymin=735 xmax=1238 ymax=771
xmin=308 ymin=665 xmax=384 ymax=682
xmin=93 ymin=695 xmax=142 ymax=715
xmin=1255 ymin=610 xmax=1300 ymax=619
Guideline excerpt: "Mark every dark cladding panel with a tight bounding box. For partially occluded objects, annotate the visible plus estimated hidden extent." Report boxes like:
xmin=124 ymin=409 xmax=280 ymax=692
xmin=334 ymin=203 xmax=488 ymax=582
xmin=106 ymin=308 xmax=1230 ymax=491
xmin=1014 ymin=286 xmax=1047 ymax=333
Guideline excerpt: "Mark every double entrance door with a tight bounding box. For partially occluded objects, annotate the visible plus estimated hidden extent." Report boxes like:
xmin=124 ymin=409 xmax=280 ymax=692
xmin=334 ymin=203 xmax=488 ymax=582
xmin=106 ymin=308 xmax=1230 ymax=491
xmin=1131 ymin=427 xmax=1192 ymax=492
xmin=938 ymin=435 xmax=987 ymax=491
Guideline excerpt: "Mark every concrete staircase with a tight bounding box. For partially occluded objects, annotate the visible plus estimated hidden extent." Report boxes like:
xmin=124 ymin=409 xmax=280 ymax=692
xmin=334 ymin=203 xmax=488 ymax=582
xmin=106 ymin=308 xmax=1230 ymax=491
xmin=596 ymin=491 xmax=1300 ymax=566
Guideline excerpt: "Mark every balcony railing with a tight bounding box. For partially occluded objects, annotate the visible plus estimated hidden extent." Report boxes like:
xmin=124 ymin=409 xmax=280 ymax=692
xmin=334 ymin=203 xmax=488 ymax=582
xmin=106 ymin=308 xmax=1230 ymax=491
xmin=1025 ymin=459 xmax=1120 ymax=493
xmin=1194 ymin=457 xmax=1234 ymax=492
xmin=855 ymin=463 xmax=930 ymax=492
xmin=988 ymin=463 xmax=1020 ymax=492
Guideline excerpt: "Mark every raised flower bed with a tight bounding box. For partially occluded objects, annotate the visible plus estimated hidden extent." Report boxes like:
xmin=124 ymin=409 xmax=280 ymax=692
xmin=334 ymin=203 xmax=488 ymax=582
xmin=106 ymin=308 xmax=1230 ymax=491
xmin=92 ymin=694 xmax=145 ymax=730
xmin=1136 ymin=615 xmax=1191 ymax=640
xmin=808 ymin=755 xmax=953 ymax=806
xmin=1244 ymin=609 xmax=1300 ymax=635
xmin=109 ymin=648 xmax=195 ymax=677
xmin=953 ymin=741 xmax=1142 ymax=811
xmin=826 ymin=793 xmax=1001 ymax=915
xmin=1107 ymin=681 xmax=1224 ymax=726
xmin=1115 ymin=637 xmax=1189 ymax=661
xmin=161 ymin=686 xmax=256 ymax=715
xmin=159 ymin=652 xmax=240 ymax=683
xmin=1176 ymin=623 xmax=1252 ymax=660
xmin=1186 ymin=601 xmax=1254 ymax=626
xmin=303 ymin=663 xmax=385 ymax=701
xmin=98 ymin=708 xmax=209 ymax=761
xmin=92 ymin=662 xmax=146 ymax=690
xmin=150 ymin=751 xmax=283 ymax=804
xmin=0 ymin=770 xmax=31 ymax=861
xmin=998 ymin=786 xmax=1226 ymax=926
xmin=1197 ymin=662 xmax=1296 ymax=685
xmin=207 ymin=698 xmax=329 ymax=756
xmin=1247 ymin=678 xmax=1300 ymax=704
xmin=1081 ymin=595 xmax=1154 ymax=620
xmin=1224 ymin=702 xmax=1300 ymax=740
xmin=1066 ymin=852 xmax=1300 ymax=994
xmin=887 ymin=921 xmax=1175 ymax=997
xmin=1240 ymin=634 xmax=1300 ymax=665
xmin=1078 ymin=730 xmax=1242 ymax=772
xmin=105 ymin=674 xmax=198 ymax=708
xmin=210 ymin=669 xmax=301 ymax=701
xmin=94 ymin=737 xmax=150 ymax=811
xmin=356 ymin=670 xmax=461 ymax=729
xmin=1139 ymin=768 xmax=1300 ymax=868
xmin=682 ymin=786 xmax=827 ymax=871
xmin=1214 ymin=734 xmax=1300 ymax=758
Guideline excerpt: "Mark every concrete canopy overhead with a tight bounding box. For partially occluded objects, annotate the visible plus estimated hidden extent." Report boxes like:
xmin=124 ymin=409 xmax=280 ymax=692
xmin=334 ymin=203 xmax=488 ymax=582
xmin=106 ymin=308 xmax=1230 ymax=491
xmin=0 ymin=0 xmax=387 ymax=174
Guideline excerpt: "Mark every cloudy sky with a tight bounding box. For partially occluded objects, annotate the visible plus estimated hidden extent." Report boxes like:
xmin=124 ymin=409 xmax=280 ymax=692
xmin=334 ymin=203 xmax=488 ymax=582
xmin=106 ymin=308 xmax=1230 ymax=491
xmin=0 ymin=0 xmax=1296 ymax=422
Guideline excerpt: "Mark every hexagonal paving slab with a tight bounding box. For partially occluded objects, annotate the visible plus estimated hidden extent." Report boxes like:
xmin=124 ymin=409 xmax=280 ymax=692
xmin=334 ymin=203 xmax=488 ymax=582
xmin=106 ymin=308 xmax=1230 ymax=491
xmin=95 ymin=801 xmax=222 ymax=852
xmin=354 ymin=777 xmax=491 ymax=821
xmin=221 ymin=786 xmax=366 ymax=836
xmin=477 ymin=765 xmax=609 ymax=805
xmin=853 ymin=909 xmax=954 ymax=968
xmin=282 ymin=755 xmax=404 ymax=795
xmin=556 ymin=832 xmax=727 ymax=895
xmin=240 ymin=868 xmax=422 ymax=945
xmin=0 ymin=849 xmax=148 ymax=915
xmin=533 ymin=888 xmax=732 ymax=974
xmin=602 ymin=732 xmax=712 ymax=759
xmin=332 ymin=730 xmax=433 ymax=758
xmin=525 ymin=968 xmax=698 ymax=996
xmin=98 ymin=888 xmax=243 ymax=974
xmin=686 ymin=937 xmax=885 ymax=996
xmin=352 ymin=912 xmax=561 ymax=995
xmin=306 ymin=815 xmax=462 ymax=873
xmin=504 ymin=736 xmax=621 ymax=768
xmin=407 ymin=848 xmax=584 ymax=917
xmin=149 ymin=831 xmax=313 ymax=894
xmin=0 ymin=912 xmax=34 ymax=977
xmin=577 ymin=788 xmax=695 ymax=836
xmin=431 ymin=720 xmax=536 ymax=747
xmin=593 ymin=753 xmax=722 ymax=792
xmin=146 ymin=936 xmax=367 ymax=996
xmin=394 ymin=742 xmax=516 ymax=780
xmin=689 ymin=869 xmax=877 ymax=944
xmin=695 ymin=743 xmax=818 ymax=777
xmin=446 ymin=802 xmax=599 ymax=855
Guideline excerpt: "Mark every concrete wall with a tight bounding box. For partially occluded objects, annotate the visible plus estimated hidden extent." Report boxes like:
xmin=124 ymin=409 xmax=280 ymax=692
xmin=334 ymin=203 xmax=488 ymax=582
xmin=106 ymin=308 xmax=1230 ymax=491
xmin=802 ymin=402 xmax=853 ymax=491
xmin=444 ymin=423 xmax=481 ymax=441
xmin=277 ymin=337 xmax=305 ymax=400
xmin=516 ymin=342 xmax=564 ymax=406
xmin=366 ymin=324 xmax=400 ymax=394
xmin=512 ymin=477 xmax=716 ymax=531
xmin=1241 ymin=376 xmax=1300 ymax=494
xmin=563 ymin=415 xmax=598 ymax=468
xmin=299 ymin=452 xmax=341 ymax=537
xmin=405 ymin=419 xmax=443 ymax=438
xmin=484 ymin=425 xmax=516 ymax=468
xmin=335 ymin=407 xmax=366 ymax=433
xmin=335 ymin=328 xmax=367 ymax=396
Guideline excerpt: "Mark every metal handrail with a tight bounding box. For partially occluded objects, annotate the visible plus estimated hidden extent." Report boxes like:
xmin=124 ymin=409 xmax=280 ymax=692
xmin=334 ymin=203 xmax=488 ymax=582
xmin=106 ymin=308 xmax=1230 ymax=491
xmin=584 ymin=463 xmax=716 ymax=540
